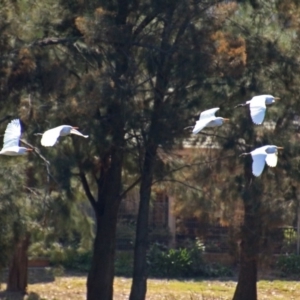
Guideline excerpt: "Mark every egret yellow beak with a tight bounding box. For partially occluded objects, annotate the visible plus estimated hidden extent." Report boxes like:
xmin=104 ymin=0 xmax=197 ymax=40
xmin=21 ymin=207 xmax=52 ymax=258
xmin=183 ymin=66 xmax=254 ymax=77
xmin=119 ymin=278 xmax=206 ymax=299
xmin=72 ymin=126 xmax=79 ymax=129
xmin=277 ymin=147 xmax=284 ymax=150
xmin=274 ymin=97 xmax=280 ymax=100
xmin=26 ymin=148 xmax=33 ymax=152
xmin=223 ymin=118 xmax=230 ymax=121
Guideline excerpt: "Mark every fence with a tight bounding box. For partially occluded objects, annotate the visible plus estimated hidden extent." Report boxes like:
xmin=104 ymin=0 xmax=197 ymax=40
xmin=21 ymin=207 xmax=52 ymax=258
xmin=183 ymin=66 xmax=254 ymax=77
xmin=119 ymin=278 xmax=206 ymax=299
xmin=117 ymin=190 xmax=298 ymax=255
xmin=116 ymin=217 xmax=299 ymax=255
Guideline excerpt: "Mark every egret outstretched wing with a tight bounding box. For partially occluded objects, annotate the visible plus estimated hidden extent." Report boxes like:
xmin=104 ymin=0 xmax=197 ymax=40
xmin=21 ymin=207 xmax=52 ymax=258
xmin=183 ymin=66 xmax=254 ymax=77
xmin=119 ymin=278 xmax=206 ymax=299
xmin=2 ymin=119 xmax=21 ymax=149
xmin=251 ymin=152 xmax=267 ymax=177
xmin=199 ymin=107 xmax=219 ymax=120
xmin=41 ymin=127 xmax=62 ymax=147
xmin=70 ymin=128 xmax=89 ymax=138
xmin=265 ymin=152 xmax=278 ymax=167
xmin=193 ymin=107 xmax=219 ymax=134
xmin=192 ymin=120 xmax=211 ymax=134
xmin=249 ymin=97 xmax=266 ymax=124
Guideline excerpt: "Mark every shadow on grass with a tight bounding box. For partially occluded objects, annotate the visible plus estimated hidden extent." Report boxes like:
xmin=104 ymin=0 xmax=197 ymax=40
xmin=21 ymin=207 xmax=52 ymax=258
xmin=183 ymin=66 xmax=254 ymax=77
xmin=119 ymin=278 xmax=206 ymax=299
xmin=1 ymin=268 xmax=55 ymax=285
xmin=0 ymin=291 xmax=41 ymax=300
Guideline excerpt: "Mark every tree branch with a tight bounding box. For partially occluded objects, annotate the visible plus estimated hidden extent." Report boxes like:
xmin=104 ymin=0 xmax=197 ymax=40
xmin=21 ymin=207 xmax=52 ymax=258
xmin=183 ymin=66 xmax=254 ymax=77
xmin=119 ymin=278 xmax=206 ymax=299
xmin=31 ymin=37 xmax=81 ymax=47
xmin=172 ymin=15 xmax=190 ymax=51
xmin=20 ymin=139 xmax=50 ymax=165
xmin=20 ymin=139 xmax=55 ymax=208
xmin=0 ymin=115 xmax=13 ymax=124
xmin=153 ymin=153 xmax=236 ymax=180
xmin=79 ymin=171 xmax=98 ymax=212
xmin=119 ymin=176 xmax=141 ymax=199
xmin=153 ymin=179 xmax=203 ymax=193
xmin=133 ymin=13 xmax=157 ymax=41
xmin=197 ymin=131 xmax=253 ymax=147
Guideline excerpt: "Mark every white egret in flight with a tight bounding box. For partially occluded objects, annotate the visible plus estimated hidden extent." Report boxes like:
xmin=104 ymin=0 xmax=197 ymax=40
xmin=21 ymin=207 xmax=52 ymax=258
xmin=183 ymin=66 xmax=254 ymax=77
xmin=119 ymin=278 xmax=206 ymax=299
xmin=40 ymin=125 xmax=89 ymax=147
xmin=190 ymin=107 xmax=229 ymax=134
xmin=0 ymin=119 xmax=33 ymax=155
xmin=235 ymin=94 xmax=280 ymax=125
xmin=240 ymin=145 xmax=283 ymax=177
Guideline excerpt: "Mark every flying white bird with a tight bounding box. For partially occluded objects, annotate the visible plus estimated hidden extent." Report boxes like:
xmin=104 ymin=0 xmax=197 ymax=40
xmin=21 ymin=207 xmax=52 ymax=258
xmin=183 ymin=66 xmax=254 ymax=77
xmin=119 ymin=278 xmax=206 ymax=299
xmin=0 ymin=119 xmax=32 ymax=155
xmin=191 ymin=107 xmax=229 ymax=134
xmin=235 ymin=94 xmax=280 ymax=125
xmin=40 ymin=125 xmax=89 ymax=147
xmin=240 ymin=145 xmax=283 ymax=177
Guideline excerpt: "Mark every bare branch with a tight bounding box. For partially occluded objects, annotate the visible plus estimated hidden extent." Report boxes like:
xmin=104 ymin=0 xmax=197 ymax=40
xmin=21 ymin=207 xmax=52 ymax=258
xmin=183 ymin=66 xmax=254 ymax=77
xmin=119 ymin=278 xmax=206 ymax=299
xmin=197 ymin=131 xmax=253 ymax=147
xmin=133 ymin=14 xmax=158 ymax=41
xmin=153 ymin=153 xmax=236 ymax=181
xmin=0 ymin=115 xmax=13 ymax=124
xmin=119 ymin=176 xmax=141 ymax=199
xmin=153 ymin=179 xmax=203 ymax=193
xmin=20 ymin=139 xmax=55 ymax=211
xmin=32 ymin=37 xmax=81 ymax=47
xmin=20 ymin=139 xmax=50 ymax=165
xmin=79 ymin=171 xmax=98 ymax=212
xmin=172 ymin=15 xmax=190 ymax=51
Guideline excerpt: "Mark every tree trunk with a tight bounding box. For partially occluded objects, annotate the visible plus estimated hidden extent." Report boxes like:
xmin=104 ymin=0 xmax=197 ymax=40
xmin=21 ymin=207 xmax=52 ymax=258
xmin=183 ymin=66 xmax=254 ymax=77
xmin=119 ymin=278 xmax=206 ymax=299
xmin=129 ymin=144 xmax=158 ymax=300
xmin=232 ymin=236 xmax=258 ymax=300
xmin=6 ymin=233 xmax=31 ymax=295
xmin=233 ymin=174 xmax=262 ymax=300
xmin=129 ymin=5 xmax=187 ymax=299
xmin=85 ymin=1 xmax=130 ymax=297
xmin=86 ymin=150 xmax=123 ymax=300
xmin=87 ymin=207 xmax=119 ymax=300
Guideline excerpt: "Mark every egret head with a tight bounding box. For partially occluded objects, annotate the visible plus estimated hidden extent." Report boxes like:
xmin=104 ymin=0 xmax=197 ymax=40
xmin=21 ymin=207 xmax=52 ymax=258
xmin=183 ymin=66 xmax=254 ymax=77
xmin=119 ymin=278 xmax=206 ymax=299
xmin=266 ymin=95 xmax=280 ymax=105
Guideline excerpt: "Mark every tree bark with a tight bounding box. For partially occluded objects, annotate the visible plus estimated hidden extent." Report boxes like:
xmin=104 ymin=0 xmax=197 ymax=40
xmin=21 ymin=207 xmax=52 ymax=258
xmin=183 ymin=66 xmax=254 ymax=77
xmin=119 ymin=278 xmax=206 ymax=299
xmin=232 ymin=214 xmax=259 ymax=300
xmin=86 ymin=206 xmax=119 ymax=300
xmin=85 ymin=1 xmax=130 ymax=299
xmin=6 ymin=233 xmax=31 ymax=295
xmin=233 ymin=169 xmax=261 ymax=300
xmin=129 ymin=4 xmax=191 ymax=299
xmin=86 ymin=149 xmax=124 ymax=300
xmin=129 ymin=144 xmax=158 ymax=300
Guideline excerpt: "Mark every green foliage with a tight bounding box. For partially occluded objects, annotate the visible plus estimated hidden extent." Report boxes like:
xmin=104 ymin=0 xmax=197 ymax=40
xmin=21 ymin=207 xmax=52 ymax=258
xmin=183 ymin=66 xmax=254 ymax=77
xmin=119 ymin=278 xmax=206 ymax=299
xmin=115 ymin=251 xmax=133 ymax=277
xmin=149 ymin=227 xmax=171 ymax=246
xmin=147 ymin=245 xmax=194 ymax=278
xmin=29 ymin=242 xmax=93 ymax=272
xmin=116 ymin=220 xmax=136 ymax=250
xmin=62 ymin=248 xmax=92 ymax=272
xmin=147 ymin=242 xmax=233 ymax=279
xmin=276 ymin=255 xmax=300 ymax=277
xmin=276 ymin=227 xmax=298 ymax=254
xmin=0 ymin=163 xmax=28 ymax=269
xmin=31 ymin=241 xmax=232 ymax=279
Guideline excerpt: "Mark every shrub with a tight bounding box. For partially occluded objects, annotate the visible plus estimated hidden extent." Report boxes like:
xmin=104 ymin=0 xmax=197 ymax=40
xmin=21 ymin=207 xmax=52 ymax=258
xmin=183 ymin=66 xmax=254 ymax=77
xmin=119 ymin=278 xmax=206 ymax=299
xmin=147 ymin=241 xmax=232 ymax=279
xmin=204 ymin=263 xmax=233 ymax=277
xmin=148 ymin=245 xmax=194 ymax=278
xmin=115 ymin=251 xmax=133 ymax=277
xmin=62 ymin=248 xmax=92 ymax=272
xmin=29 ymin=239 xmax=233 ymax=279
xmin=29 ymin=241 xmax=93 ymax=272
xmin=276 ymin=254 xmax=300 ymax=277
xmin=116 ymin=221 xmax=136 ymax=250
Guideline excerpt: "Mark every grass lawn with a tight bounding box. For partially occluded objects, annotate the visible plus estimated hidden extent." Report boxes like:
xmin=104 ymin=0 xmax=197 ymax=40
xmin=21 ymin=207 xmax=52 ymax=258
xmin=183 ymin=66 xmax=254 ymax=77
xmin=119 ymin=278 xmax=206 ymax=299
xmin=1 ymin=273 xmax=300 ymax=299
